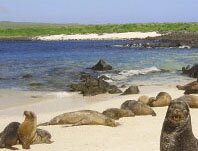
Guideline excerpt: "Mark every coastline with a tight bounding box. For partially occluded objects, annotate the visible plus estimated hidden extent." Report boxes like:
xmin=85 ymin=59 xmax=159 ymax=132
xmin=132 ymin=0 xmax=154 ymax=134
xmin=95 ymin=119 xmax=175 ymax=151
xmin=34 ymin=32 xmax=161 ymax=41
xmin=0 ymin=32 xmax=161 ymax=41
xmin=0 ymin=84 xmax=198 ymax=150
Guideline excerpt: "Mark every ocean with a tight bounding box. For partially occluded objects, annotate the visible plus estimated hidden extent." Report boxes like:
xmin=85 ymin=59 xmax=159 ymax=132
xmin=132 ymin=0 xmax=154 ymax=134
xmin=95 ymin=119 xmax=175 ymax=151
xmin=0 ymin=40 xmax=197 ymax=91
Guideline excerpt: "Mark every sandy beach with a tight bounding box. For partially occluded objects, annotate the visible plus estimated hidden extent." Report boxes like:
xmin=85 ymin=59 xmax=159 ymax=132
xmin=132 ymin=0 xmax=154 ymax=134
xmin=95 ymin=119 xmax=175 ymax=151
xmin=0 ymin=83 xmax=198 ymax=151
xmin=34 ymin=32 xmax=161 ymax=41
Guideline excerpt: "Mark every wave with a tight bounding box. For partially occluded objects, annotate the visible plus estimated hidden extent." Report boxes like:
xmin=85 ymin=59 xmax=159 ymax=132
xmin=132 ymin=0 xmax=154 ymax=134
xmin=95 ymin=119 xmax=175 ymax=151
xmin=103 ymin=66 xmax=161 ymax=81
xmin=52 ymin=92 xmax=74 ymax=98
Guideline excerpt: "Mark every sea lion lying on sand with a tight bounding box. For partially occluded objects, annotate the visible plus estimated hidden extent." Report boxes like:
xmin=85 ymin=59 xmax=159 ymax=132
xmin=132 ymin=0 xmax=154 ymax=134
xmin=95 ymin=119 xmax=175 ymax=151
xmin=0 ymin=122 xmax=20 ymax=149
xmin=102 ymin=108 xmax=135 ymax=120
xmin=177 ymin=80 xmax=198 ymax=94
xmin=138 ymin=95 xmax=150 ymax=105
xmin=18 ymin=111 xmax=53 ymax=149
xmin=38 ymin=110 xmax=116 ymax=127
xmin=149 ymin=92 xmax=172 ymax=107
xmin=120 ymin=100 xmax=156 ymax=116
xmin=160 ymin=98 xmax=198 ymax=151
xmin=178 ymin=95 xmax=198 ymax=108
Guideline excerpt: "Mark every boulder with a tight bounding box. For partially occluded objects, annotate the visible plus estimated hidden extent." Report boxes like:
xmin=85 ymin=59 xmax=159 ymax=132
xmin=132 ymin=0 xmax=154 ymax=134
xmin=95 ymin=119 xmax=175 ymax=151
xmin=122 ymin=85 xmax=140 ymax=95
xmin=182 ymin=64 xmax=198 ymax=78
xmin=108 ymin=85 xmax=122 ymax=94
xmin=98 ymin=75 xmax=110 ymax=80
xmin=22 ymin=74 xmax=33 ymax=79
xmin=70 ymin=75 xmax=121 ymax=96
xmin=91 ymin=59 xmax=112 ymax=71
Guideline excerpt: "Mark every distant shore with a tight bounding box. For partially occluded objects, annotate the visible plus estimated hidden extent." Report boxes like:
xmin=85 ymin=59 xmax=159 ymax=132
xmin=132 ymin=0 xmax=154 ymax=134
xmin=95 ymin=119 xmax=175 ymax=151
xmin=33 ymin=32 xmax=162 ymax=41
xmin=0 ymin=32 xmax=161 ymax=41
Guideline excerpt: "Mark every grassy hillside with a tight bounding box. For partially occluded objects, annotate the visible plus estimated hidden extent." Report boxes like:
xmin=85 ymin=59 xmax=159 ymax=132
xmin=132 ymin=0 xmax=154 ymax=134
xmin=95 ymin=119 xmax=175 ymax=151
xmin=0 ymin=22 xmax=198 ymax=36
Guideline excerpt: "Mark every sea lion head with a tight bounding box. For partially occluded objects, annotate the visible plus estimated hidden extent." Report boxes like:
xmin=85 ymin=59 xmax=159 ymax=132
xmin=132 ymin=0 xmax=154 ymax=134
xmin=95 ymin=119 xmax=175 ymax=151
xmin=166 ymin=99 xmax=189 ymax=127
xmin=24 ymin=111 xmax=37 ymax=120
xmin=105 ymin=118 xmax=116 ymax=127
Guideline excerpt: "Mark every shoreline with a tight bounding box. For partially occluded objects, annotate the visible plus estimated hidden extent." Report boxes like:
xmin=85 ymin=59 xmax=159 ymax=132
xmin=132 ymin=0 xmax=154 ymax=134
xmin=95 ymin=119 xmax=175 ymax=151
xmin=0 ymin=32 xmax=161 ymax=41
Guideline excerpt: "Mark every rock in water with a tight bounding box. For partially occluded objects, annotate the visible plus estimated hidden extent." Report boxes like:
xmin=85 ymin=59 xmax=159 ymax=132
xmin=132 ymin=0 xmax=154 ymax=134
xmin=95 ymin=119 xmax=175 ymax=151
xmin=91 ymin=59 xmax=112 ymax=71
xmin=160 ymin=98 xmax=198 ymax=151
xmin=182 ymin=64 xmax=198 ymax=78
xmin=70 ymin=75 xmax=121 ymax=96
xmin=122 ymin=85 xmax=140 ymax=95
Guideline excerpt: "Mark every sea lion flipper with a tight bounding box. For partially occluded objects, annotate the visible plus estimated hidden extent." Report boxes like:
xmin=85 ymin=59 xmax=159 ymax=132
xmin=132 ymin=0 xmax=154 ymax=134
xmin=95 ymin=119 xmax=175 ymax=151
xmin=37 ymin=122 xmax=49 ymax=127
xmin=72 ymin=119 xmax=88 ymax=126
xmin=5 ymin=146 xmax=19 ymax=150
xmin=45 ymin=140 xmax=54 ymax=144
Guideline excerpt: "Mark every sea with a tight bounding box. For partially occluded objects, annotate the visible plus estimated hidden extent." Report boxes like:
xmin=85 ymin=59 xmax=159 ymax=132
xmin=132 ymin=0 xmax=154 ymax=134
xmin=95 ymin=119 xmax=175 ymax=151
xmin=0 ymin=40 xmax=197 ymax=92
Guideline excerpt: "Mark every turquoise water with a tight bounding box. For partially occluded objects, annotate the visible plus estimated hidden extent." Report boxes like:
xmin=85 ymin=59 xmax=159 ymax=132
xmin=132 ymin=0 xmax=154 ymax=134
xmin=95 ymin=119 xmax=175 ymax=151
xmin=0 ymin=40 xmax=197 ymax=91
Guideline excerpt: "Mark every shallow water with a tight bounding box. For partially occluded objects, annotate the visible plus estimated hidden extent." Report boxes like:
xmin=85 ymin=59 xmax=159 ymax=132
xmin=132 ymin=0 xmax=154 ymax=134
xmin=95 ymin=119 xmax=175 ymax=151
xmin=0 ymin=40 xmax=197 ymax=91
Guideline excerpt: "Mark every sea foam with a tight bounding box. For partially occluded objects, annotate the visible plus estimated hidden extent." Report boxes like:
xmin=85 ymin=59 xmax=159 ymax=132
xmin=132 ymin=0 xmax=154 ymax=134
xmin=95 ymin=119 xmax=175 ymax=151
xmin=103 ymin=66 xmax=161 ymax=81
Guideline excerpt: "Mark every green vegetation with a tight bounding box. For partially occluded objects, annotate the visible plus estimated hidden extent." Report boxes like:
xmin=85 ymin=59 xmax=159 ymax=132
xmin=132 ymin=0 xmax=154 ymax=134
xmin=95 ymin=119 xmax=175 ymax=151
xmin=0 ymin=22 xmax=198 ymax=36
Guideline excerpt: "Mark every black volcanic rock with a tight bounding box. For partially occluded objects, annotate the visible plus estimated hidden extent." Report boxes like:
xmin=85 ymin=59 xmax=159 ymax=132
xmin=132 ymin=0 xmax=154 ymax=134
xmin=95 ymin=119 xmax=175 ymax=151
xmin=91 ymin=59 xmax=112 ymax=71
xmin=70 ymin=75 xmax=121 ymax=96
xmin=22 ymin=74 xmax=33 ymax=79
xmin=122 ymin=85 xmax=140 ymax=95
xmin=182 ymin=64 xmax=198 ymax=78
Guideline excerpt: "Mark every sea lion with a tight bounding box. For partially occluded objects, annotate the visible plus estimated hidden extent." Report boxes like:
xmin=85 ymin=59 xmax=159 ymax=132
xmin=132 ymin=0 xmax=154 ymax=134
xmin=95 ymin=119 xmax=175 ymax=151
xmin=38 ymin=110 xmax=116 ymax=127
xmin=160 ymin=98 xmax=198 ymax=151
xmin=18 ymin=111 xmax=53 ymax=149
xmin=179 ymin=95 xmax=198 ymax=108
xmin=120 ymin=100 xmax=156 ymax=116
xmin=102 ymin=108 xmax=135 ymax=120
xmin=32 ymin=129 xmax=53 ymax=144
xmin=150 ymin=92 xmax=172 ymax=107
xmin=177 ymin=80 xmax=198 ymax=94
xmin=138 ymin=95 xmax=153 ymax=105
xmin=0 ymin=122 xmax=20 ymax=149
xmin=147 ymin=97 xmax=156 ymax=106
xmin=18 ymin=111 xmax=37 ymax=149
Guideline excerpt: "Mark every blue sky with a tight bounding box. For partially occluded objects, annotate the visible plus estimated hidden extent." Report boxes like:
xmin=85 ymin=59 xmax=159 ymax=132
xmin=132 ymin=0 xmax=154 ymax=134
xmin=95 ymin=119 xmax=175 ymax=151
xmin=0 ymin=0 xmax=197 ymax=24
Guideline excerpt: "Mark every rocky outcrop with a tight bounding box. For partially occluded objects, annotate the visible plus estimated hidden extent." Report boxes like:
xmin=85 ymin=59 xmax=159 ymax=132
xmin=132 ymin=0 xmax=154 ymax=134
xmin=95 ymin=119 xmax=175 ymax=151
xmin=70 ymin=75 xmax=122 ymax=96
xmin=120 ymin=32 xmax=198 ymax=48
xmin=122 ymin=85 xmax=140 ymax=95
xmin=182 ymin=64 xmax=198 ymax=78
xmin=91 ymin=59 xmax=112 ymax=71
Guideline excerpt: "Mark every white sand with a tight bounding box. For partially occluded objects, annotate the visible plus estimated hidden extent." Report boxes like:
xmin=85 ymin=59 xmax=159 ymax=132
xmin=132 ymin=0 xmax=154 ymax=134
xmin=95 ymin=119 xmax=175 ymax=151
xmin=34 ymin=32 xmax=161 ymax=41
xmin=0 ymin=87 xmax=198 ymax=151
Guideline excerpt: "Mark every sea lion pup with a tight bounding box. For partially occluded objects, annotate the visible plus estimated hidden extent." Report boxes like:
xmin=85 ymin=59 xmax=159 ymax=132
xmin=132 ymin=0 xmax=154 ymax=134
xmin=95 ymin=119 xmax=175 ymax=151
xmin=38 ymin=110 xmax=116 ymax=127
xmin=178 ymin=95 xmax=198 ymax=108
xmin=0 ymin=122 xmax=20 ymax=149
xmin=120 ymin=100 xmax=156 ymax=116
xmin=149 ymin=92 xmax=172 ymax=107
xmin=160 ymin=98 xmax=198 ymax=151
xmin=18 ymin=111 xmax=53 ymax=149
xmin=102 ymin=108 xmax=135 ymax=120
xmin=32 ymin=129 xmax=53 ymax=144
xmin=137 ymin=95 xmax=150 ymax=105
